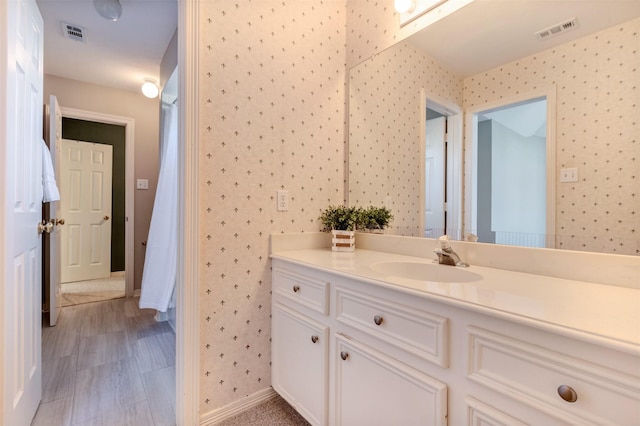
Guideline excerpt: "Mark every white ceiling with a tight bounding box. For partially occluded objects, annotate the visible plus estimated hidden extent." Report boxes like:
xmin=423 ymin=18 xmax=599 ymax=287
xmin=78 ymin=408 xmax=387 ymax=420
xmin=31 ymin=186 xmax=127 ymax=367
xmin=37 ymin=0 xmax=640 ymax=92
xmin=36 ymin=0 xmax=177 ymax=94
xmin=409 ymin=0 xmax=640 ymax=77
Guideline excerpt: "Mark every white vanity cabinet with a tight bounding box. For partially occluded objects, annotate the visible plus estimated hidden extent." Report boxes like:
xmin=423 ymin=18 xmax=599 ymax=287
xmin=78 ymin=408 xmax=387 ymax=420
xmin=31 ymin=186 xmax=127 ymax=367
xmin=271 ymin=256 xmax=640 ymax=426
xmin=271 ymin=267 xmax=330 ymax=426
xmin=272 ymin=260 xmax=449 ymax=426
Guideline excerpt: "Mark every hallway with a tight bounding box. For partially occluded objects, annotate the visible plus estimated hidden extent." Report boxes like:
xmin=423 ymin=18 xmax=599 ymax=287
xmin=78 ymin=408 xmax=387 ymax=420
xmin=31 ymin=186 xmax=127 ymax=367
xmin=33 ymin=298 xmax=176 ymax=425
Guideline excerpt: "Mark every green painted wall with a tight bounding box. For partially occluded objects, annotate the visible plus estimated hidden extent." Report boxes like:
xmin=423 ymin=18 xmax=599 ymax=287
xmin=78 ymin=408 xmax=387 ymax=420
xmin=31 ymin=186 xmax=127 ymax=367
xmin=62 ymin=118 xmax=126 ymax=272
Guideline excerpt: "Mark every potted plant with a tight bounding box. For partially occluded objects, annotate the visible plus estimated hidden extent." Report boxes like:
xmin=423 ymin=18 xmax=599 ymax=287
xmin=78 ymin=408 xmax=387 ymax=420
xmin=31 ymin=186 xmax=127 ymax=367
xmin=318 ymin=205 xmax=362 ymax=252
xmin=359 ymin=205 xmax=393 ymax=232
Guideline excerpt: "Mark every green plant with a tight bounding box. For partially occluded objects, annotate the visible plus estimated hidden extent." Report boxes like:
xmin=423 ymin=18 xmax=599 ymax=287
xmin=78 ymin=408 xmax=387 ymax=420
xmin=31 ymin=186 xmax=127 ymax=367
xmin=318 ymin=205 xmax=362 ymax=231
xmin=359 ymin=205 xmax=393 ymax=231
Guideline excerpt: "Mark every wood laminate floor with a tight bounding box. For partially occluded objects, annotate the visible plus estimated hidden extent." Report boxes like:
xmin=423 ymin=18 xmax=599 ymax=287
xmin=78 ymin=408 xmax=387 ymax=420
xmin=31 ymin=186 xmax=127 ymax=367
xmin=33 ymin=297 xmax=176 ymax=426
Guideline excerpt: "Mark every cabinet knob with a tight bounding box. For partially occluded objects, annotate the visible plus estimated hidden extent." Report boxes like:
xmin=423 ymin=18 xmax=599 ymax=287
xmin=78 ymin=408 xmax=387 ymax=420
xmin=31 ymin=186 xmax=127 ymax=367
xmin=340 ymin=351 xmax=349 ymax=361
xmin=373 ymin=315 xmax=384 ymax=326
xmin=557 ymin=385 xmax=578 ymax=403
xmin=311 ymin=335 xmax=319 ymax=344
xmin=292 ymin=285 xmax=300 ymax=293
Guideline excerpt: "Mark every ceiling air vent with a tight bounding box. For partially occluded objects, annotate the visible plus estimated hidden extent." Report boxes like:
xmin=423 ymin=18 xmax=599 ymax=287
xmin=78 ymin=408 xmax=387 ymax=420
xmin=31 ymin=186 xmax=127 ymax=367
xmin=535 ymin=18 xmax=578 ymax=41
xmin=61 ymin=22 xmax=87 ymax=43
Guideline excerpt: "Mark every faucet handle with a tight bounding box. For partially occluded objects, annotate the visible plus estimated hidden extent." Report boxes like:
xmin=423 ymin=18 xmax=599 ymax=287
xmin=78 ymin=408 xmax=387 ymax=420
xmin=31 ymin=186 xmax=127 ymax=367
xmin=438 ymin=235 xmax=452 ymax=249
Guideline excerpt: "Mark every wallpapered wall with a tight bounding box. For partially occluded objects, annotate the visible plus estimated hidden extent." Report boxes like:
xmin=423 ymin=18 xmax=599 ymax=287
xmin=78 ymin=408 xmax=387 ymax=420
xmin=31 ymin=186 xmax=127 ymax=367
xmin=464 ymin=17 xmax=639 ymax=255
xmin=198 ymin=0 xmax=347 ymax=411
xmin=349 ymin=40 xmax=462 ymax=235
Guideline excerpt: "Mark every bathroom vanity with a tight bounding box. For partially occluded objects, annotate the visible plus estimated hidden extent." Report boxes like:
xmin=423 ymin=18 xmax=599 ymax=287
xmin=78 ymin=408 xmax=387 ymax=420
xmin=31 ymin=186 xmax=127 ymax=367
xmin=270 ymin=234 xmax=640 ymax=425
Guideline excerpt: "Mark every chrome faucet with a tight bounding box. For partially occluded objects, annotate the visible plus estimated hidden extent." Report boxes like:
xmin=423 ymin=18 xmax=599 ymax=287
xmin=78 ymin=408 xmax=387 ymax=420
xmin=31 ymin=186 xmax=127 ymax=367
xmin=434 ymin=235 xmax=469 ymax=267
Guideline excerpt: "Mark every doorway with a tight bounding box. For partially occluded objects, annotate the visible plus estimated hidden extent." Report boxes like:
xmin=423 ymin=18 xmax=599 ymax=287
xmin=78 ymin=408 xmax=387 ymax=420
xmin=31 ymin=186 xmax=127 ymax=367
xmin=58 ymin=122 xmax=124 ymax=306
xmin=420 ymin=90 xmax=463 ymax=240
xmin=465 ymin=88 xmax=557 ymax=248
xmin=60 ymin=107 xmax=136 ymax=298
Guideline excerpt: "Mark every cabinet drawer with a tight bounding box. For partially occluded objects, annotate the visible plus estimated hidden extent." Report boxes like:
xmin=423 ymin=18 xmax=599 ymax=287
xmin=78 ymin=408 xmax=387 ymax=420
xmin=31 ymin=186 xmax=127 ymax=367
xmin=273 ymin=268 xmax=329 ymax=315
xmin=335 ymin=287 xmax=448 ymax=367
xmin=468 ymin=327 xmax=640 ymax=425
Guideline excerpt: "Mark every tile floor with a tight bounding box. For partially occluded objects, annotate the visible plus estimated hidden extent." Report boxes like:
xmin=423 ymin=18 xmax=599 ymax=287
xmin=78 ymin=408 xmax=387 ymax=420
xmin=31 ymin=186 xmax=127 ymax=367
xmin=32 ymin=297 xmax=176 ymax=426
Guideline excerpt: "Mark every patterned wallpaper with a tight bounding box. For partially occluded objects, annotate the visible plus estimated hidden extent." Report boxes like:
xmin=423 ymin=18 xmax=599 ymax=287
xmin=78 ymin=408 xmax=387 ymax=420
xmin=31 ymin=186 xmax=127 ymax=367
xmin=198 ymin=0 xmax=346 ymax=412
xmin=464 ymin=17 xmax=639 ymax=255
xmin=349 ymin=40 xmax=462 ymax=235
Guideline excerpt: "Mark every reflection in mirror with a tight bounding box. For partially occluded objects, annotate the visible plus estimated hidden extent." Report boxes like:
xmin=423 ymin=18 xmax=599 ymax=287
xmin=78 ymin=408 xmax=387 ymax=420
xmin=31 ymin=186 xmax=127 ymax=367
xmin=468 ymin=95 xmax=551 ymax=248
xmin=348 ymin=4 xmax=639 ymax=256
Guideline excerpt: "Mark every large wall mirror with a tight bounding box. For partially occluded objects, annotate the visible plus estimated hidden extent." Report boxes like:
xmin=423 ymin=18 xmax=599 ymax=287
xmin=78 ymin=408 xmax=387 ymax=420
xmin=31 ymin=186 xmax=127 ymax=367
xmin=348 ymin=0 xmax=640 ymax=256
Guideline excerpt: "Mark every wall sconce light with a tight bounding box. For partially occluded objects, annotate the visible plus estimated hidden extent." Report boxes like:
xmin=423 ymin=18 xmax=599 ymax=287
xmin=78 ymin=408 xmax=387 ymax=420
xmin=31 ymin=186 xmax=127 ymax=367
xmin=141 ymin=80 xmax=159 ymax=98
xmin=94 ymin=0 xmax=122 ymax=21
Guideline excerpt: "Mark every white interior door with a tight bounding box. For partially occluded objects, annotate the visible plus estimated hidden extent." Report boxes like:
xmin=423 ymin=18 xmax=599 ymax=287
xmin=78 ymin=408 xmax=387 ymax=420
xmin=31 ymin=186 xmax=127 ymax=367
xmin=425 ymin=116 xmax=446 ymax=238
xmin=60 ymin=139 xmax=113 ymax=283
xmin=2 ymin=0 xmax=44 ymax=423
xmin=44 ymin=95 xmax=62 ymax=325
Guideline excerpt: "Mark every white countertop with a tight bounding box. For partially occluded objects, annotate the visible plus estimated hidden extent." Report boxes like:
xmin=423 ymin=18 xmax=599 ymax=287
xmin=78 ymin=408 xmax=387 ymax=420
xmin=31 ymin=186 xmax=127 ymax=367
xmin=271 ymin=248 xmax=640 ymax=353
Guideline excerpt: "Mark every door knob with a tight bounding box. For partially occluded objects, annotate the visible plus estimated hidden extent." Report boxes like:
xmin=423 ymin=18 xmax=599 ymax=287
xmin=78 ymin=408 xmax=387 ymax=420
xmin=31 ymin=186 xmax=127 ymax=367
xmin=55 ymin=218 xmax=65 ymax=225
xmin=103 ymin=215 xmax=110 ymax=221
xmin=38 ymin=220 xmax=53 ymax=234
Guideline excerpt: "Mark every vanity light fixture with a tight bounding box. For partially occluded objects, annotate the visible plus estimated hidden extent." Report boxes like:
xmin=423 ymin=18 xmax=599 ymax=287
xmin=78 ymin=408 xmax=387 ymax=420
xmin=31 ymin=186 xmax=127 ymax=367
xmin=141 ymin=80 xmax=159 ymax=98
xmin=394 ymin=0 xmax=416 ymax=14
xmin=93 ymin=0 xmax=122 ymax=21
xmin=396 ymin=0 xmax=473 ymax=27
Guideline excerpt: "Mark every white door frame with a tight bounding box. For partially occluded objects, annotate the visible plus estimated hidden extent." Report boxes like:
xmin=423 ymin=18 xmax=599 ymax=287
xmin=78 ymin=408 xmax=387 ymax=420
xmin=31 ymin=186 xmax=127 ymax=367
xmin=420 ymin=89 xmax=463 ymax=240
xmin=464 ymin=86 xmax=557 ymax=248
xmin=59 ymin=107 xmax=135 ymax=297
xmin=177 ymin=0 xmax=200 ymax=423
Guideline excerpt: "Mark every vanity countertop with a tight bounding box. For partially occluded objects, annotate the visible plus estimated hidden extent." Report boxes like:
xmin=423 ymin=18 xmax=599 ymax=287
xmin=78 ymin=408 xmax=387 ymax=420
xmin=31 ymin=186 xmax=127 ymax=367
xmin=271 ymin=248 xmax=640 ymax=353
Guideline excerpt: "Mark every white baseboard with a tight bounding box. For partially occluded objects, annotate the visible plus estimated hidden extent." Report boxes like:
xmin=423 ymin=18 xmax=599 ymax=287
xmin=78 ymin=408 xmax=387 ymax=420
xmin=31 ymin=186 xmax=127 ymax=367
xmin=111 ymin=270 xmax=126 ymax=277
xmin=133 ymin=288 xmax=141 ymax=297
xmin=199 ymin=387 xmax=278 ymax=425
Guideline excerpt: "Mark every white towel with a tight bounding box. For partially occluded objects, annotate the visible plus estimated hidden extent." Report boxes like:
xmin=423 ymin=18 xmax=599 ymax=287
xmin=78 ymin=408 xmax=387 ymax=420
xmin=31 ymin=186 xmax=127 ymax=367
xmin=42 ymin=139 xmax=60 ymax=202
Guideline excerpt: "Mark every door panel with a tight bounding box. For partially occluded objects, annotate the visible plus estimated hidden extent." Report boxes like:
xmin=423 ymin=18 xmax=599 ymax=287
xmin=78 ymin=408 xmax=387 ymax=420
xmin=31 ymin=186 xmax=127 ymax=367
xmin=60 ymin=139 xmax=113 ymax=283
xmin=3 ymin=0 xmax=44 ymax=422
xmin=425 ymin=116 xmax=446 ymax=238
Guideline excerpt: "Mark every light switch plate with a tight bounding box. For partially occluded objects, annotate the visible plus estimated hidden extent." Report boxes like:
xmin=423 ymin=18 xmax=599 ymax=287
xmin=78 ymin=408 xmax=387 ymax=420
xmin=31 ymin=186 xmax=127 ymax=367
xmin=277 ymin=190 xmax=288 ymax=211
xmin=560 ymin=168 xmax=578 ymax=183
xmin=136 ymin=179 xmax=149 ymax=190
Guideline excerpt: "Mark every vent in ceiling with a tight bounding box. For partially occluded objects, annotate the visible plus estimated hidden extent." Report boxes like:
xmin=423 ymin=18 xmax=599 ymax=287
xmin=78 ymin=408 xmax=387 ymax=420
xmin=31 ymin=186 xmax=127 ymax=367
xmin=535 ymin=18 xmax=578 ymax=40
xmin=61 ymin=22 xmax=87 ymax=43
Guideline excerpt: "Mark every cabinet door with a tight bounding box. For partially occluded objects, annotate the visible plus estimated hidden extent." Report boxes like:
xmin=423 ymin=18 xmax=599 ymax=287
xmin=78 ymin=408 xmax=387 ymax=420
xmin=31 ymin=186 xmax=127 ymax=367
xmin=335 ymin=334 xmax=447 ymax=426
xmin=272 ymin=303 xmax=329 ymax=426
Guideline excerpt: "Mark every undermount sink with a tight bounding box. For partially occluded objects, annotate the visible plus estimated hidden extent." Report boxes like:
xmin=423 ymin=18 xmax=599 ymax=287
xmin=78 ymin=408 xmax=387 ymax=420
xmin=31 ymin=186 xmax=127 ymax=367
xmin=370 ymin=261 xmax=482 ymax=283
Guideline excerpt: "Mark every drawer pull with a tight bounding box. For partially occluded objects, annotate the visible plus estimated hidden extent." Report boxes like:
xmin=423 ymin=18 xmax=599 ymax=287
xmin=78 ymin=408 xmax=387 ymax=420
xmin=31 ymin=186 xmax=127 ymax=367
xmin=340 ymin=351 xmax=349 ymax=361
xmin=373 ymin=315 xmax=384 ymax=326
xmin=311 ymin=335 xmax=319 ymax=344
xmin=557 ymin=385 xmax=578 ymax=403
xmin=292 ymin=285 xmax=300 ymax=293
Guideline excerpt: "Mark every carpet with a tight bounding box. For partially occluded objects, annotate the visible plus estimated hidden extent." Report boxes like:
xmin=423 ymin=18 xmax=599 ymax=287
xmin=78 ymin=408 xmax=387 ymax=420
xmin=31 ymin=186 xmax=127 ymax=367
xmin=60 ymin=275 xmax=125 ymax=307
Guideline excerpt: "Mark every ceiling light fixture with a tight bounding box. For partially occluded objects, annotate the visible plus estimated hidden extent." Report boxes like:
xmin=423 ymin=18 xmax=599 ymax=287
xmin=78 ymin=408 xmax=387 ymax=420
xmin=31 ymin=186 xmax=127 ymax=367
xmin=141 ymin=80 xmax=159 ymax=98
xmin=93 ymin=0 xmax=122 ymax=21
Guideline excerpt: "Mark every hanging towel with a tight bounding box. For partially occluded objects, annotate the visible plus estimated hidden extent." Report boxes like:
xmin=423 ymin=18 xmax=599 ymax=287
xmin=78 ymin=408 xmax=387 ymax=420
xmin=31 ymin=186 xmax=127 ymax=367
xmin=139 ymin=103 xmax=178 ymax=312
xmin=42 ymin=139 xmax=60 ymax=202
